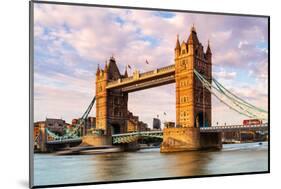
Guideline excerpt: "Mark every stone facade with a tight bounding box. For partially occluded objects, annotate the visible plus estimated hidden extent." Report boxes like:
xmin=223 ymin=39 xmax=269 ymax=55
xmin=127 ymin=111 xmax=149 ymax=132
xmin=175 ymin=26 xmax=212 ymax=128
xmin=45 ymin=118 xmax=65 ymax=135
xmin=161 ymin=26 xmax=220 ymax=152
xmin=160 ymin=128 xmax=201 ymax=152
xmin=164 ymin=121 xmax=175 ymax=128
xmin=127 ymin=119 xmax=138 ymax=132
xmin=160 ymin=127 xmax=222 ymax=152
xmin=82 ymin=135 xmax=112 ymax=146
xmin=200 ymin=132 xmax=222 ymax=149
xmin=96 ymin=57 xmax=128 ymax=136
xmin=34 ymin=121 xmax=44 ymax=140
xmin=34 ymin=121 xmax=45 ymax=150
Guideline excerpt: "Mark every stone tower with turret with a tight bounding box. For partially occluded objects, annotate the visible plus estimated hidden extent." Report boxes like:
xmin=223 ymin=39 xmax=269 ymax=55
xmin=95 ymin=57 xmax=128 ymax=136
xmin=175 ymin=25 xmax=212 ymax=129
xmin=161 ymin=26 xmax=217 ymax=152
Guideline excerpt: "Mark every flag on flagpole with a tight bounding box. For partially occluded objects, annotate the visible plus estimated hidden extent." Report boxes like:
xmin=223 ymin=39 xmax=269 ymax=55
xmin=145 ymin=59 xmax=149 ymax=64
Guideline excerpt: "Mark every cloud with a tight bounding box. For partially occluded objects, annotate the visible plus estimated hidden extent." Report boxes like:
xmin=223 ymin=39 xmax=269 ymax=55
xmin=34 ymin=85 xmax=94 ymax=122
xmin=238 ymin=40 xmax=249 ymax=48
xmin=213 ymin=69 xmax=237 ymax=80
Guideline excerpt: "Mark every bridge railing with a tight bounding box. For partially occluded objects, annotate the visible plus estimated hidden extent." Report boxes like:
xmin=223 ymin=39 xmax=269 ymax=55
xmin=112 ymin=124 xmax=268 ymax=138
xmin=139 ymin=70 xmax=155 ymax=78
xmin=112 ymin=130 xmax=163 ymax=137
xmin=107 ymin=76 xmax=134 ymax=88
xmin=121 ymin=76 xmax=134 ymax=82
xmin=200 ymin=123 xmax=268 ymax=130
xmin=157 ymin=65 xmax=175 ymax=73
xmin=46 ymin=138 xmax=82 ymax=144
xmin=107 ymin=79 xmax=119 ymax=86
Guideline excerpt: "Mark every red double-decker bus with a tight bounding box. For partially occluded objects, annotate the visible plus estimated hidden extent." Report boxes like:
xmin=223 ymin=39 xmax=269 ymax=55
xmin=243 ymin=119 xmax=263 ymax=125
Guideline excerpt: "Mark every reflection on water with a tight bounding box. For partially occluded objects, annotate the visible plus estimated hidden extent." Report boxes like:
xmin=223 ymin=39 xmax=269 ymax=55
xmin=34 ymin=142 xmax=268 ymax=186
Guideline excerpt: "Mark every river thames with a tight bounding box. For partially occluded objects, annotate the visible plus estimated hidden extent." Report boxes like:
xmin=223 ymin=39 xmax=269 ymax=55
xmin=33 ymin=142 xmax=268 ymax=186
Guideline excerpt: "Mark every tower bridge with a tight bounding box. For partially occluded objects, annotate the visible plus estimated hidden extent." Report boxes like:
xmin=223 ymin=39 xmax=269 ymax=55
xmin=95 ymin=25 xmax=217 ymax=152
xmin=36 ymin=25 xmax=268 ymax=153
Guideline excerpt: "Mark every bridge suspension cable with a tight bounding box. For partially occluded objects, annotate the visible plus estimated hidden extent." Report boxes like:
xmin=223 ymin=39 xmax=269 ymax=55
xmin=212 ymin=78 xmax=267 ymax=113
xmin=44 ymin=96 xmax=96 ymax=141
xmin=67 ymin=96 xmax=96 ymax=137
xmin=194 ymin=69 xmax=268 ymax=121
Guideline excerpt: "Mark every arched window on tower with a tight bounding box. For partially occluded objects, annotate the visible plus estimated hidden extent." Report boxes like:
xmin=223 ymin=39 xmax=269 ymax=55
xmin=114 ymin=108 xmax=118 ymax=117
xmin=195 ymin=49 xmax=198 ymax=56
xmin=197 ymin=94 xmax=200 ymax=103
xmin=114 ymin=97 xmax=118 ymax=105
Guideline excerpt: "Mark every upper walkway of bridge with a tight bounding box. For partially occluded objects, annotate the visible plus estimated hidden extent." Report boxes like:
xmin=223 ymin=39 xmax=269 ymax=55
xmin=106 ymin=64 xmax=175 ymax=92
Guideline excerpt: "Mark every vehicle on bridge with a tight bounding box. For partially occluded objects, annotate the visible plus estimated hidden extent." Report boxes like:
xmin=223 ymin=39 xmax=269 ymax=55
xmin=243 ymin=119 xmax=263 ymax=125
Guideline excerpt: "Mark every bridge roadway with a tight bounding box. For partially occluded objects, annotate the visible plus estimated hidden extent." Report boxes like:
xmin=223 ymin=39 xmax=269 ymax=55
xmin=46 ymin=138 xmax=82 ymax=145
xmin=112 ymin=124 xmax=268 ymax=144
xmin=199 ymin=123 xmax=268 ymax=132
xmin=45 ymin=124 xmax=268 ymax=145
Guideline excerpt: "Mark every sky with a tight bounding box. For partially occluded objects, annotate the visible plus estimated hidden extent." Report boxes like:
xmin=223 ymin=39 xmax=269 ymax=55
xmin=33 ymin=3 xmax=268 ymax=127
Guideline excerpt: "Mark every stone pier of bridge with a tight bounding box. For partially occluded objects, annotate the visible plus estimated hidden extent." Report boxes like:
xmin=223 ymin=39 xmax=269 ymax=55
xmin=160 ymin=128 xmax=222 ymax=152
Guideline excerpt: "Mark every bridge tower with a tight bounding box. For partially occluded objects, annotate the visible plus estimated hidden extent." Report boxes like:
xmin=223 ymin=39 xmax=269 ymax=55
xmin=161 ymin=26 xmax=220 ymax=152
xmin=175 ymin=25 xmax=212 ymax=128
xmin=95 ymin=57 xmax=128 ymax=137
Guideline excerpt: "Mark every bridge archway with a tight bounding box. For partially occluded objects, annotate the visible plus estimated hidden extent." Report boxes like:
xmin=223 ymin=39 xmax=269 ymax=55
xmin=195 ymin=112 xmax=204 ymax=128
xmin=111 ymin=123 xmax=121 ymax=134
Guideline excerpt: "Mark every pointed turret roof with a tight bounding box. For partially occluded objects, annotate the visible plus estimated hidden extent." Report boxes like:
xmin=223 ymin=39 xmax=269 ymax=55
xmin=124 ymin=67 xmax=128 ymax=77
xmin=96 ymin=64 xmax=100 ymax=75
xmin=175 ymin=34 xmax=180 ymax=50
xmin=187 ymin=24 xmax=199 ymax=45
xmin=107 ymin=56 xmax=121 ymax=80
xmin=191 ymin=24 xmax=196 ymax=33
xmin=206 ymin=40 xmax=212 ymax=54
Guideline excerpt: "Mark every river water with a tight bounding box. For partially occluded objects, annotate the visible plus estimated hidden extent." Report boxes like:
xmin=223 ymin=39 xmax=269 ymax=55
xmin=33 ymin=142 xmax=268 ymax=186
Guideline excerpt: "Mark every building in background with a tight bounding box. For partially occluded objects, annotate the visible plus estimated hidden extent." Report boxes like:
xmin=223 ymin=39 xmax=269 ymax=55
xmin=127 ymin=111 xmax=149 ymax=132
xmin=127 ymin=117 xmax=138 ymax=132
xmin=34 ymin=121 xmax=44 ymax=139
xmin=34 ymin=118 xmax=66 ymax=136
xmin=164 ymin=121 xmax=175 ymax=128
xmin=153 ymin=118 xmax=161 ymax=130
xmin=85 ymin=117 xmax=96 ymax=135
xmin=139 ymin=121 xmax=149 ymax=131
xmin=33 ymin=118 xmax=66 ymax=150
xmin=33 ymin=121 xmax=45 ymax=150
xmin=45 ymin=118 xmax=65 ymax=135
xmin=71 ymin=117 xmax=96 ymax=135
